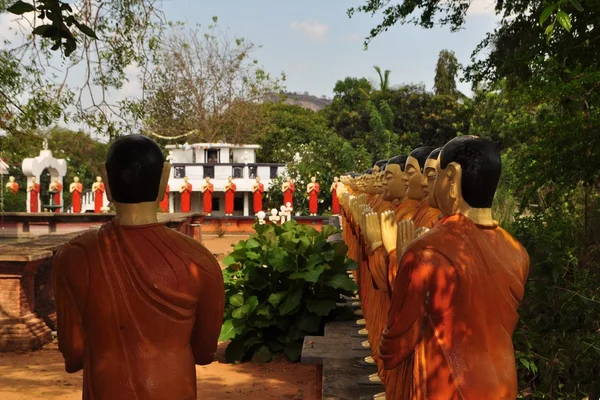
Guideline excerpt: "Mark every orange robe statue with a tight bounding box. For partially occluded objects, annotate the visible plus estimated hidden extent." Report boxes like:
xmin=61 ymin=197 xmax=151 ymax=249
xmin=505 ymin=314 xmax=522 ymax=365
xmin=309 ymin=182 xmax=320 ymax=214
xmin=253 ymin=183 xmax=264 ymax=214
xmin=203 ymin=183 xmax=214 ymax=214
xmin=7 ymin=180 xmax=19 ymax=194
xmin=225 ymin=182 xmax=237 ymax=215
xmin=181 ymin=182 xmax=192 ymax=213
xmin=71 ymin=182 xmax=83 ymax=213
xmin=52 ymin=134 xmax=225 ymax=400
xmin=29 ymin=182 xmax=40 ymax=212
xmin=94 ymin=183 xmax=105 ymax=213
xmin=284 ymin=182 xmax=295 ymax=207
xmin=159 ymin=184 xmax=170 ymax=212
xmin=379 ymin=214 xmax=530 ymax=399
xmin=53 ymin=182 xmax=63 ymax=206
xmin=331 ymin=182 xmax=340 ymax=215
xmin=412 ymin=200 xmax=441 ymax=229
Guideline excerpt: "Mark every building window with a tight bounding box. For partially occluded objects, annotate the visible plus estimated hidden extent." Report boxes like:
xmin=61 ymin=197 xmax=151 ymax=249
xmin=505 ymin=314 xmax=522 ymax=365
xmin=204 ymin=166 xmax=215 ymax=179
xmin=212 ymin=198 xmax=220 ymax=211
xmin=270 ymin=166 xmax=278 ymax=179
xmin=232 ymin=166 xmax=243 ymax=179
xmin=205 ymin=149 xmax=220 ymax=164
xmin=234 ymin=195 xmax=243 ymax=212
xmin=249 ymin=166 xmax=257 ymax=179
xmin=174 ymin=166 xmax=186 ymax=178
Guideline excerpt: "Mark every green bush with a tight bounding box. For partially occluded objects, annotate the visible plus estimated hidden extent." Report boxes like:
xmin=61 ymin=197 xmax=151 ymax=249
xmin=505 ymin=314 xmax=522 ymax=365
xmin=219 ymin=220 xmax=358 ymax=364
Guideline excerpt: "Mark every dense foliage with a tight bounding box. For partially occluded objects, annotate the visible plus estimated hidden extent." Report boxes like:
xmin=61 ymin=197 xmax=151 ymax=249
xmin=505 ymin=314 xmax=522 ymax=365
xmin=219 ymin=221 xmax=357 ymax=363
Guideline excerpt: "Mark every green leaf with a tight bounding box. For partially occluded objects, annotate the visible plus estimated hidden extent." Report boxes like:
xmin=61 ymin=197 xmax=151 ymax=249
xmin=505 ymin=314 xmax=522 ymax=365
xmin=32 ymin=24 xmax=58 ymax=38
xmin=297 ymin=235 xmax=311 ymax=254
xmin=284 ymin=341 xmax=303 ymax=362
xmin=245 ymin=296 xmax=259 ymax=314
xmin=539 ymin=4 xmax=556 ymax=26
xmin=7 ymin=1 xmax=35 ymax=15
xmin=268 ymin=291 xmax=287 ymax=307
xmin=279 ymin=288 xmax=303 ymax=316
xmin=224 ymin=338 xmax=246 ymax=363
xmin=321 ymin=225 xmax=339 ymax=238
xmin=267 ymin=247 xmax=288 ymax=272
xmin=568 ymin=0 xmax=584 ymax=12
xmin=246 ymin=237 xmax=261 ymax=249
xmin=556 ymin=10 xmax=571 ymax=32
xmin=290 ymin=264 xmax=325 ymax=283
xmin=230 ymin=294 xmax=244 ymax=307
xmin=545 ymin=23 xmax=555 ymax=42
xmin=251 ymin=345 xmax=272 ymax=364
xmin=519 ymin=358 xmax=530 ymax=369
xmin=74 ymin=21 xmax=98 ymax=39
xmin=219 ymin=319 xmax=237 ymax=341
xmin=232 ymin=306 xmax=247 ymax=319
xmin=346 ymin=259 xmax=359 ymax=271
xmin=326 ymin=274 xmax=358 ymax=291
xmin=306 ymin=299 xmax=337 ymax=316
xmin=305 ymin=253 xmax=321 ymax=270
xmin=222 ymin=255 xmax=237 ymax=266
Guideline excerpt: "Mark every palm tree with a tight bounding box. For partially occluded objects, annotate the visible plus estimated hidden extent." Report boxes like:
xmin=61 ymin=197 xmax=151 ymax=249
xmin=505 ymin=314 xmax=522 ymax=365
xmin=373 ymin=65 xmax=391 ymax=93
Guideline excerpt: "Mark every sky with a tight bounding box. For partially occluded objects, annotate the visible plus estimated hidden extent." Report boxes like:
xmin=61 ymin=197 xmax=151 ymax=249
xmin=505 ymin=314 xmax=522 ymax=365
xmin=0 ymin=0 xmax=500 ymax=136
xmin=156 ymin=0 xmax=500 ymax=97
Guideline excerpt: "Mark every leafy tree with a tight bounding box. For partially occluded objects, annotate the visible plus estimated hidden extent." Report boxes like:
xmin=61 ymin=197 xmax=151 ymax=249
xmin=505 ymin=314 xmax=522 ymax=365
xmin=433 ymin=49 xmax=458 ymax=96
xmin=133 ymin=18 xmax=285 ymax=144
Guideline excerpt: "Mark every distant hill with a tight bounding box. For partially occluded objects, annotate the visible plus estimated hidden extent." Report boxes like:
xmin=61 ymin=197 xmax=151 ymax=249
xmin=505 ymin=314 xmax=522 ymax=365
xmin=267 ymin=91 xmax=333 ymax=112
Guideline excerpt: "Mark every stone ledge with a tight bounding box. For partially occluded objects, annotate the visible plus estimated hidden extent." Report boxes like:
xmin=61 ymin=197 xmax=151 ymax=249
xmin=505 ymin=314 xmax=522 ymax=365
xmin=0 ymin=314 xmax=51 ymax=352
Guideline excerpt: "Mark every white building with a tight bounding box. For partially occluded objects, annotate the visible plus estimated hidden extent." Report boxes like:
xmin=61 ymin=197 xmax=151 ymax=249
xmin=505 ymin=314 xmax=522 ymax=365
xmin=166 ymin=143 xmax=286 ymax=216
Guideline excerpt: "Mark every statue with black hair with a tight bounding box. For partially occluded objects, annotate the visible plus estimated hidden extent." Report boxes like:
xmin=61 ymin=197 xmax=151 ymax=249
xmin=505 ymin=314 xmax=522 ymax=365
xmin=411 ymin=147 xmax=443 ymax=229
xmin=52 ymin=135 xmax=225 ymax=400
xmin=378 ymin=136 xmax=530 ymax=400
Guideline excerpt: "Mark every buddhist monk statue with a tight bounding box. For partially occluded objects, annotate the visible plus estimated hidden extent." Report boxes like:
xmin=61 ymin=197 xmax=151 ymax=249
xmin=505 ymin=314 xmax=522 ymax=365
xmin=49 ymin=177 xmax=63 ymax=209
xmin=6 ymin=176 xmax=19 ymax=194
xmin=330 ymin=176 xmax=340 ymax=215
xmin=92 ymin=176 xmax=105 ymax=213
xmin=224 ymin=176 xmax=236 ymax=216
xmin=252 ymin=176 xmax=264 ymax=215
xmin=201 ymin=176 xmax=214 ymax=216
xmin=52 ymin=134 xmax=225 ymax=400
xmin=378 ymin=136 xmax=530 ymax=399
xmin=70 ymin=177 xmax=83 ymax=213
xmin=282 ymin=176 xmax=295 ymax=208
xmin=307 ymin=176 xmax=320 ymax=216
xmin=411 ymin=147 xmax=443 ymax=230
xmin=180 ymin=176 xmax=192 ymax=213
xmin=28 ymin=177 xmax=40 ymax=213
xmin=159 ymin=183 xmax=170 ymax=213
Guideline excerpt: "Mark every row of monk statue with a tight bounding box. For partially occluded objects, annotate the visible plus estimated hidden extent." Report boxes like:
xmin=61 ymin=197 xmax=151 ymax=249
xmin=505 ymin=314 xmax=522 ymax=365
xmin=51 ymin=134 xmax=529 ymax=399
xmin=335 ymin=137 xmax=530 ymax=399
xmin=178 ymin=174 xmax=342 ymax=216
xmin=5 ymin=175 xmax=105 ymax=213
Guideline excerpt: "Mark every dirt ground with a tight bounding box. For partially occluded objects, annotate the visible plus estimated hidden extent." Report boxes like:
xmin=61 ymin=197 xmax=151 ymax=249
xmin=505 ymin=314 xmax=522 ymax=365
xmin=0 ymin=234 xmax=318 ymax=400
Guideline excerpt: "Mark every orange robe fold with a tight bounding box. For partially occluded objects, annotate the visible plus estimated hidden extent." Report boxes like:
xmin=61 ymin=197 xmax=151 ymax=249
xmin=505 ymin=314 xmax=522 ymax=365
xmin=378 ymin=213 xmax=530 ymax=400
xmin=412 ymin=200 xmax=441 ymax=229
xmin=52 ymin=220 xmax=225 ymax=400
xmin=7 ymin=181 xmax=19 ymax=194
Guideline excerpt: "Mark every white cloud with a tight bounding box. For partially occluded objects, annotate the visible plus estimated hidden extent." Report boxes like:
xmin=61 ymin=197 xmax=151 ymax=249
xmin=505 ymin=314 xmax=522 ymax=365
xmin=343 ymin=33 xmax=362 ymax=43
xmin=290 ymin=21 xmax=329 ymax=42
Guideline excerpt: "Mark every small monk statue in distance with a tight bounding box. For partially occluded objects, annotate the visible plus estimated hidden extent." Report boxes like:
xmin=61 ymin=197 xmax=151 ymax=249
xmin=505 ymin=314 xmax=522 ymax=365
xmin=52 ymin=135 xmax=225 ymax=400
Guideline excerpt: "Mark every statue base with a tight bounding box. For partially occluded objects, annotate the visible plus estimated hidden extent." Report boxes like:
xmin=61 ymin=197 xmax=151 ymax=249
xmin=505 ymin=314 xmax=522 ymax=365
xmin=0 ymin=313 xmax=52 ymax=352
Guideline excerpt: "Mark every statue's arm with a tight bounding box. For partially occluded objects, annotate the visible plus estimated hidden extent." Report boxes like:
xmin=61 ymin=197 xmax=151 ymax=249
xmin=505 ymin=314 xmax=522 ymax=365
xmin=190 ymin=254 xmax=225 ymax=365
xmin=52 ymin=244 xmax=89 ymax=373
